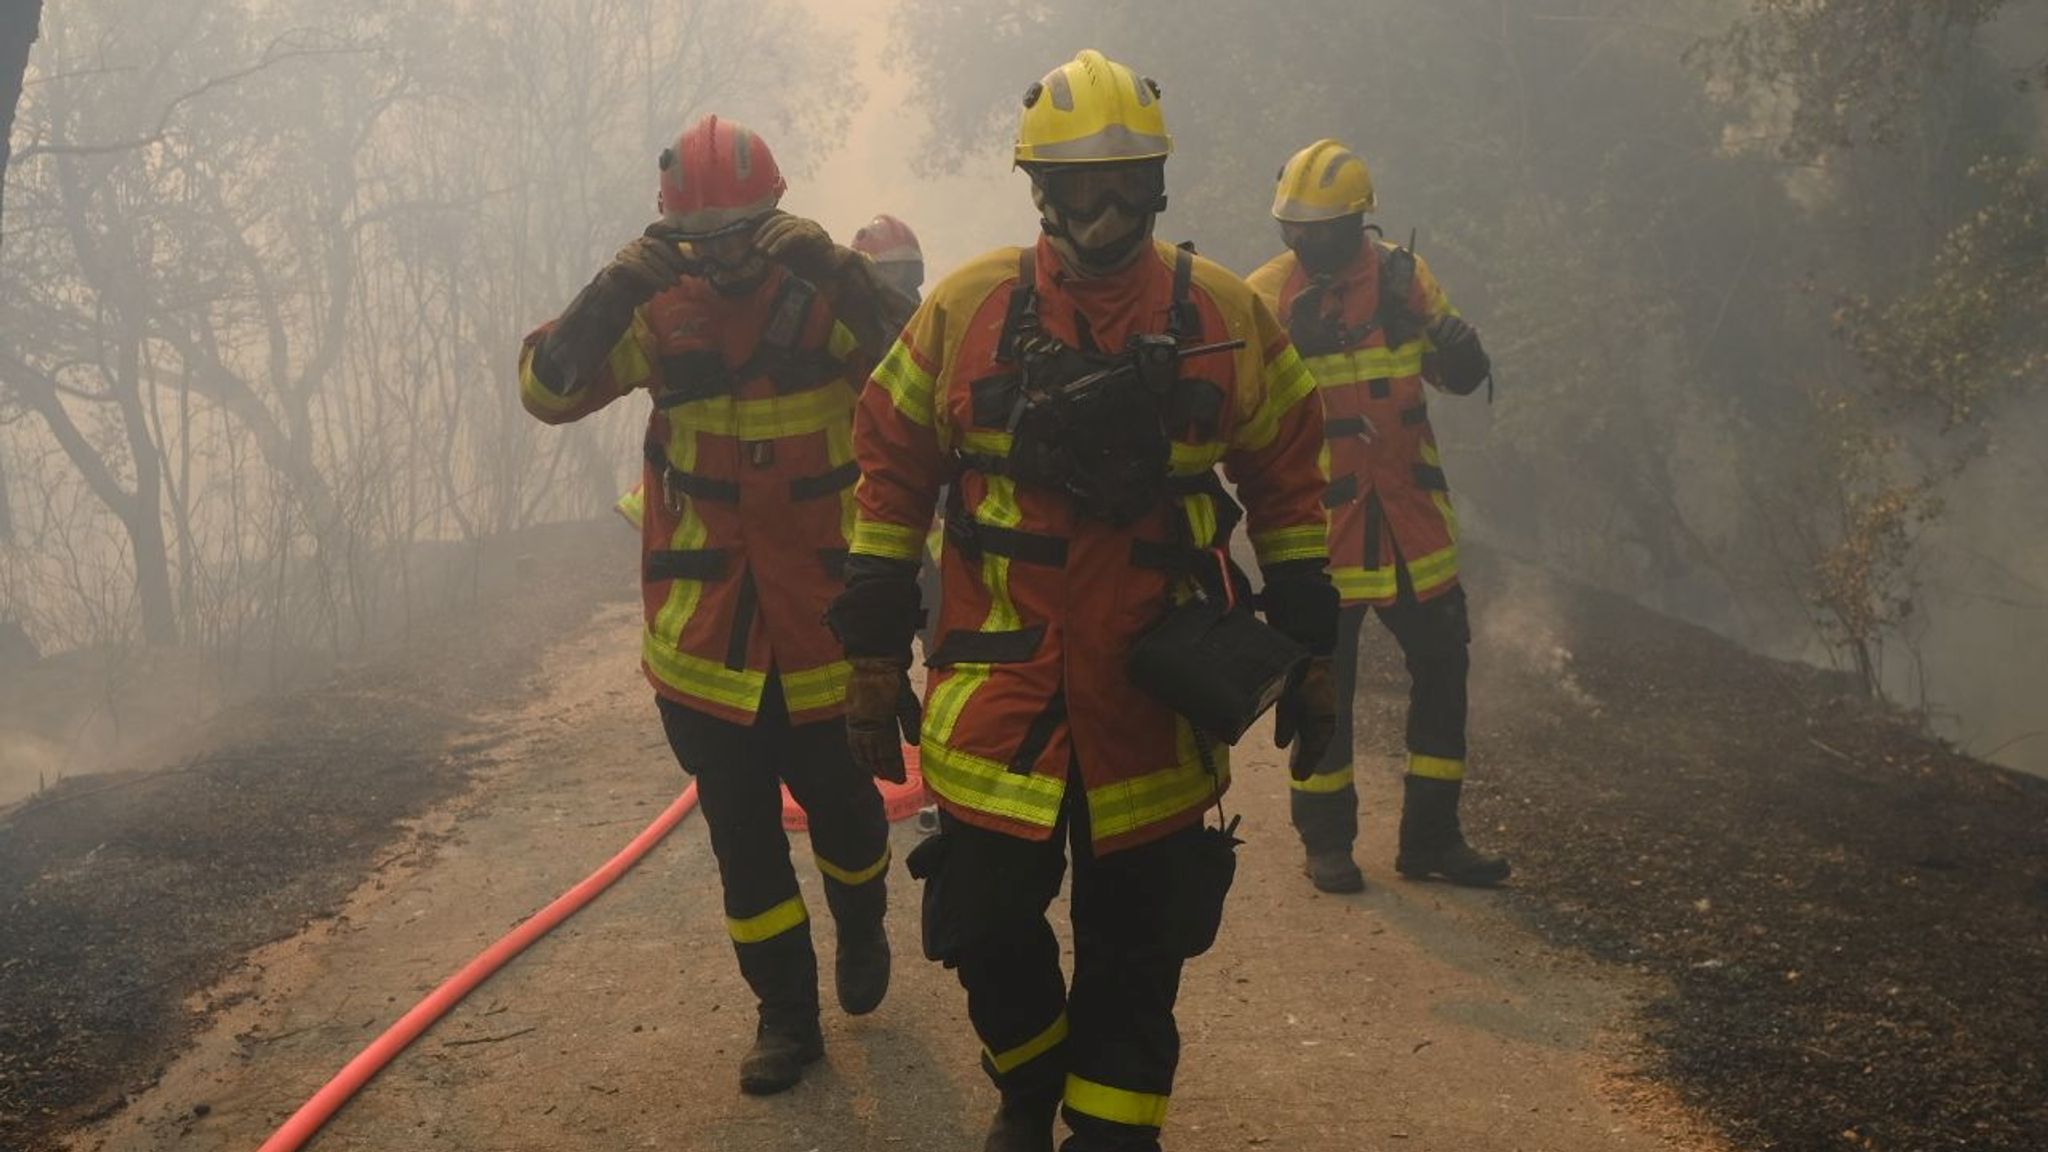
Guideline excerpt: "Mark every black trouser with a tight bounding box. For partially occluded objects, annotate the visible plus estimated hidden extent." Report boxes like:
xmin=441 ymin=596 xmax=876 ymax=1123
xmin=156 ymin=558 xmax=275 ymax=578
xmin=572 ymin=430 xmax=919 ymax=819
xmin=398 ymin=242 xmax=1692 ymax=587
xmin=921 ymin=797 xmax=1205 ymax=1152
xmin=1291 ymin=582 xmax=1471 ymax=855
xmin=657 ymin=676 xmax=890 ymax=1030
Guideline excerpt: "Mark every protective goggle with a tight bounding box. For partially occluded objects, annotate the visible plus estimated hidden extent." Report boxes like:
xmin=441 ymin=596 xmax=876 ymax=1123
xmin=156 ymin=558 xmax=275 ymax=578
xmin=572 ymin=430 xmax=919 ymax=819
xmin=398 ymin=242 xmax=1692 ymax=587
xmin=1030 ymin=162 xmax=1168 ymax=223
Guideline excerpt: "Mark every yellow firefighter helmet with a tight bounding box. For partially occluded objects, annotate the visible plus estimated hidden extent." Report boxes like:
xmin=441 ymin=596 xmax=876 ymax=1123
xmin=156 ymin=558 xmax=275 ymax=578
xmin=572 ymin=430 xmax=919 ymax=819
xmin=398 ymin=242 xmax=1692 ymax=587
xmin=1272 ymin=138 xmax=1377 ymax=222
xmin=1015 ymin=50 xmax=1173 ymax=166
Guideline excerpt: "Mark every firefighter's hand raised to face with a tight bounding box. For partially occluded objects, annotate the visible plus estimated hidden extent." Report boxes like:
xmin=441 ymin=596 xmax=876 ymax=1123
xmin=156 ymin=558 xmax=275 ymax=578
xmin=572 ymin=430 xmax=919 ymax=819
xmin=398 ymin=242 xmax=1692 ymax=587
xmin=607 ymin=226 xmax=699 ymax=298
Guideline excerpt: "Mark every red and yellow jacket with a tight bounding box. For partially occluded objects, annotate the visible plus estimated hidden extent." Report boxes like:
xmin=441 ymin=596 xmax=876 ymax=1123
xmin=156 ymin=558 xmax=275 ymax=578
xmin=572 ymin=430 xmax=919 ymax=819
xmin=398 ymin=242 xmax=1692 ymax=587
xmin=850 ymin=237 xmax=1327 ymax=853
xmin=520 ymin=265 xmax=868 ymax=725
xmin=1249 ymin=242 xmax=1467 ymax=607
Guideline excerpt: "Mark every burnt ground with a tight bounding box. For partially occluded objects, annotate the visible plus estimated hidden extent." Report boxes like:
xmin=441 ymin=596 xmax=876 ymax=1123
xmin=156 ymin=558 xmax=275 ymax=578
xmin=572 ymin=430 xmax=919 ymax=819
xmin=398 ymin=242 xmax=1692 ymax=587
xmin=1404 ymin=547 xmax=2048 ymax=1152
xmin=0 ymin=520 xmax=638 ymax=1152
xmin=3 ymin=522 xmax=2044 ymax=1152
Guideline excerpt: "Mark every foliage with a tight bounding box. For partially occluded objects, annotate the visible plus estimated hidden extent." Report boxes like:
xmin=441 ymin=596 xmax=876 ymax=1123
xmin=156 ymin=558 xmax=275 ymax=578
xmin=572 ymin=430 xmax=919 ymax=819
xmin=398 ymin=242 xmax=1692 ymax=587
xmin=0 ymin=0 xmax=847 ymax=661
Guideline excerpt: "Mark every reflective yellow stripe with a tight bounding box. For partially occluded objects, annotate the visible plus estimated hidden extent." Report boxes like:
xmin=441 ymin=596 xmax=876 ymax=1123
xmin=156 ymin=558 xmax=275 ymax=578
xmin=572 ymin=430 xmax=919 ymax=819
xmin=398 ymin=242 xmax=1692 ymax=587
xmin=1332 ymin=565 xmax=1398 ymax=603
xmin=615 ymin=485 xmax=645 ymax=530
xmin=727 ymin=895 xmax=809 ymax=944
xmin=1302 ymin=340 xmax=1426 ymax=387
xmin=1063 ymin=1075 xmax=1169 ymax=1129
xmin=1331 ymin=540 xmax=1458 ymax=604
xmin=1087 ymin=721 xmax=1224 ymax=841
xmin=817 ymin=845 xmax=891 ymax=886
xmin=781 ymin=659 xmax=850 ymax=714
xmin=1235 ymin=345 xmax=1316 ymax=452
xmin=667 ymin=381 xmax=854 ymax=441
xmin=1432 ymin=493 xmax=1460 ymax=545
xmin=1289 ymin=763 xmax=1354 ymax=794
xmin=607 ymin=313 xmax=657 ymax=391
xmin=873 ymin=340 xmax=937 ymax=427
xmin=926 ymin=475 xmax=1024 ymax=746
xmin=851 ymin=516 xmax=925 ymax=561
xmin=920 ymin=739 xmax=1066 ymax=830
xmin=1406 ymin=541 xmax=1460 ymax=595
xmin=987 ymin=1012 xmax=1069 ymax=1075
xmin=643 ymin=637 xmax=768 ymax=712
xmin=961 ymin=428 xmax=1012 ymax=457
xmin=1408 ymin=753 xmax=1465 ymax=781
xmin=1181 ymin=494 xmax=1217 ymax=548
xmin=827 ymin=320 xmax=860 ymax=363
xmin=518 ymin=348 xmax=582 ymax=416
xmin=1169 ymin=441 xmax=1228 ymax=473
xmin=1251 ymin=523 xmax=1327 ymax=566
xmin=647 ymin=425 xmax=722 ymax=699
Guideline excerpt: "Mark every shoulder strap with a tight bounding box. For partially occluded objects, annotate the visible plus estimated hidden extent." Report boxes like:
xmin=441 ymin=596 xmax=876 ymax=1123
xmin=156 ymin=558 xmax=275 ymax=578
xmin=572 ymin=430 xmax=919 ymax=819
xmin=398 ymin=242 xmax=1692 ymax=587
xmin=758 ymin=273 xmax=818 ymax=352
xmin=996 ymin=248 xmax=1039 ymax=364
xmin=1168 ymin=244 xmax=1200 ymax=341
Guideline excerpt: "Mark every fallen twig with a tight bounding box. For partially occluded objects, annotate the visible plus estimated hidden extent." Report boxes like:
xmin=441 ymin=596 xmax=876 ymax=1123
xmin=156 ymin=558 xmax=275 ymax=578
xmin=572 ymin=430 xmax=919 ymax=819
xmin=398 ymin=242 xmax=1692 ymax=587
xmin=441 ymin=1026 xmax=535 ymax=1048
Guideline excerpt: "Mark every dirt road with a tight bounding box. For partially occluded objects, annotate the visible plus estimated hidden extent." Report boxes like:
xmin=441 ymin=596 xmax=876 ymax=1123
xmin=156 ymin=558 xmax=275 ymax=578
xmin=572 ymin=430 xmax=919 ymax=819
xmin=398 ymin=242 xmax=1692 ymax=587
xmin=69 ymin=599 xmax=1716 ymax=1152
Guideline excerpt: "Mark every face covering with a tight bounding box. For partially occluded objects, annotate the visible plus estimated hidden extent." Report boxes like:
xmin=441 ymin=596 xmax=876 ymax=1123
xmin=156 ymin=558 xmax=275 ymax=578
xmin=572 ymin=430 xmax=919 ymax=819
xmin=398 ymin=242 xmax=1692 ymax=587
xmin=1029 ymin=161 xmax=1167 ymax=276
xmin=877 ymin=261 xmax=924 ymax=300
xmin=1286 ymin=216 xmax=1366 ymax=277
xmin=1033 ymin=183 xmax=1157 ymax=275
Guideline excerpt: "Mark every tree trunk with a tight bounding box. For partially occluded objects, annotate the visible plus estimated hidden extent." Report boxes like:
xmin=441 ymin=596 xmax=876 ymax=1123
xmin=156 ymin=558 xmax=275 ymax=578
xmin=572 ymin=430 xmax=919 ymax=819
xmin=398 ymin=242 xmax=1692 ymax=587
xmin=0 ymin=0 xmax=42 ymax=250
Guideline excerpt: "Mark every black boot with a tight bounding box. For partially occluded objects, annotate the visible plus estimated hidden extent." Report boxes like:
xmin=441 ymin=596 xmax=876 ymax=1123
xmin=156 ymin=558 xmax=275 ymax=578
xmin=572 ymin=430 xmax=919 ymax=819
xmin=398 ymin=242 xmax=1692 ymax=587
xmin=825 ymin=871 xmax=891 ymax=1016
xmin=835 ymin=920 xmax=891 ymax=1016
xmin=1303 ymin=850 xmax=1366 ymax=894
xmin=1395 ymin=775 xmax=1510 ymax=887
xmin=982 ymin=1087 xmax=1061 ymax=1152
xmin=738 ymin=1016 xmax=825 ymax=1095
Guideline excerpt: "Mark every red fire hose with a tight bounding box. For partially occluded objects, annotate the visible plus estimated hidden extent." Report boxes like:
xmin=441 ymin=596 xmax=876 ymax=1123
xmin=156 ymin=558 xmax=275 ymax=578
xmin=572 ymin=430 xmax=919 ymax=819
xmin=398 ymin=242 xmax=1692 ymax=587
xmin=254 ymin=783 xmax=701 ymax=1152
xmin=255 ymin=753 xmax=926 ymax=1151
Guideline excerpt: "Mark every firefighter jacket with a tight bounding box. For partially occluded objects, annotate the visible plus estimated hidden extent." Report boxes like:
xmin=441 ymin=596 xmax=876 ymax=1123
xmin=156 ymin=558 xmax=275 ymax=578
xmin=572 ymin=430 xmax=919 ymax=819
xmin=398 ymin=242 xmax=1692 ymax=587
xmin=520 ymin=264 xmax=870 ymax=725
xmin=1248 ymin=241 xmax=1469 ymax=607
xmin=849 ymin=237 xmax=1328 ymax=854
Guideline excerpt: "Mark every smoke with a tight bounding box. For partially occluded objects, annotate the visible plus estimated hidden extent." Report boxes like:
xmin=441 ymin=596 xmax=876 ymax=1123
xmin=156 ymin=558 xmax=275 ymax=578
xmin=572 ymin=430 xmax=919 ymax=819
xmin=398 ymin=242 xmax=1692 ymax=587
xmin=782 ymin=0 xmax=1032 ymax=275
xmin=1474 ymin=569 xmax=1604 ymax=719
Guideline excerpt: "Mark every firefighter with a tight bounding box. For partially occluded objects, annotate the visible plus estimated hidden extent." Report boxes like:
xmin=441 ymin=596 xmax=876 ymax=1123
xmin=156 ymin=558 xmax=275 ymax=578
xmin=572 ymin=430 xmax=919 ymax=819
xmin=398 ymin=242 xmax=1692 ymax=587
xmin=854 ymin=212 xmax=946 ymax=677
xmin=828 ymin=51 xmax=1338 ymax=1152
xmin=1247 ymin=139 xmax=1511 ymax=894
xmin=518 ymin=115 xmax=905 ymax=1096
xmin=852 ymin=213 xmax=927 ymax=306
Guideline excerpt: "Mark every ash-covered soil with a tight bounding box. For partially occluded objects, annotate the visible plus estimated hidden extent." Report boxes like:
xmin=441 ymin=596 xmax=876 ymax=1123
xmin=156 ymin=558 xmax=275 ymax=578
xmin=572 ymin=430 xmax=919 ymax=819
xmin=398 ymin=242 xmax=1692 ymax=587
xmin=0 ymin=520 xmax=637 ymax=1152
xmin=1402 ymin=547 xmax=2048 ymax=1152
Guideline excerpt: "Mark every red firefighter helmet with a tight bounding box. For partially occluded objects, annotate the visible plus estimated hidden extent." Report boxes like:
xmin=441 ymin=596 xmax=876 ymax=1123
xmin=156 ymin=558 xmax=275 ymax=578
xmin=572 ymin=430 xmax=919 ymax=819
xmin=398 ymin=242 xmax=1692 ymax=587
xmin=657 ymin=115 xmax=787 ymax=238
xmin=852 ymin=213 xmax=923 ymax=265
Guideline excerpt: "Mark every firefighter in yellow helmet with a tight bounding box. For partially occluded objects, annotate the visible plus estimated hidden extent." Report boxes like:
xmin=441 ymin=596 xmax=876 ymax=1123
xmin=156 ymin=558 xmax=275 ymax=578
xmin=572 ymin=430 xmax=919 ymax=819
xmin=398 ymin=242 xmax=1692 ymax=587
xmin=1247 ymin=139 xmax=1509 ymax=893
xmin=829 ymin=50 xmax=1337 ymax=1152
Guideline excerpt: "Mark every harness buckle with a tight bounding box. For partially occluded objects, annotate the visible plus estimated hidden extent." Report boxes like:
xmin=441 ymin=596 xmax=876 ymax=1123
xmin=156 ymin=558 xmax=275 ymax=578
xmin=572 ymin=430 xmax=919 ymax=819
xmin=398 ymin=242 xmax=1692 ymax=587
xmin=660 ymin=467 xmax=684 ymax=515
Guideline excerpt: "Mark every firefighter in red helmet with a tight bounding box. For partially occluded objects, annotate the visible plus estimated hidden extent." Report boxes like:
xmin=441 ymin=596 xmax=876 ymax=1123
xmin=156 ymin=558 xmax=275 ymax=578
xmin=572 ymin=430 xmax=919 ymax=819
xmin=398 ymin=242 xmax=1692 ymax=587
xmin=519 ymin=114 xmax=905 ymax=1096
xmin=853 ymin=213 xmax=926 ymax=306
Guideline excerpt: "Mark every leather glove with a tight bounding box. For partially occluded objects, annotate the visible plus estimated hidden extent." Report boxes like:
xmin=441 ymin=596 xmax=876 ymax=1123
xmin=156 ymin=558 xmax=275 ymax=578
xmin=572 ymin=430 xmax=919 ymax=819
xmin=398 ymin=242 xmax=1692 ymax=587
xmin=754 ymin=212 xmax=847 ymax=279
xmin=606 ymin=225 xmax=698 ymax=298
xmin=1274 ymin=656 xmax=1338 ymax=780
xmin=846 ymin=656 xmax=920 ymax=783
xmin=1427 ymin=311 xmax=1476 ymax=349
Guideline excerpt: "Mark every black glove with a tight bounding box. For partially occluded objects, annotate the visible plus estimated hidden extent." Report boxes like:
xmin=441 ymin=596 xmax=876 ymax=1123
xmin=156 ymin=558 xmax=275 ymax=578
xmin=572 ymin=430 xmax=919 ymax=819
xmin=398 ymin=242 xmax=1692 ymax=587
xmin=1274 ymin=656 xmax=1338 ymax=779
xmin=1427 ymin=311 xmax=1476 ymax=349
xmin=1426 ymin=312 xmax=1491 ymax=396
